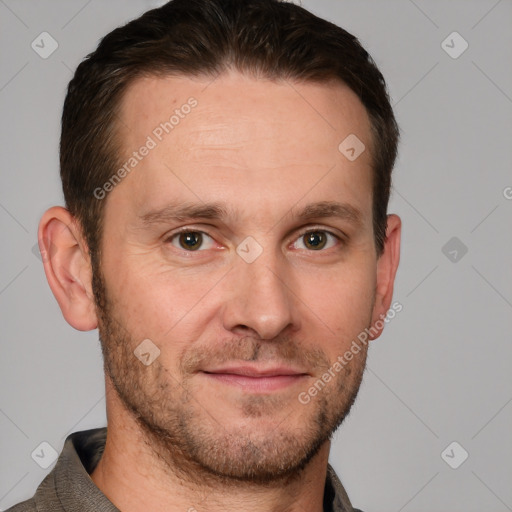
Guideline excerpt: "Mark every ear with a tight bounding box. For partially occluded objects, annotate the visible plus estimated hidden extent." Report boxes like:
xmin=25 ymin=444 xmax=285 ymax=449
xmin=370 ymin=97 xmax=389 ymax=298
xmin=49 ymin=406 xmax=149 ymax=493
xmin=38 ymin=206 xmax=98 ymax=331
xmin=369 ymin=214 xmax=401 ymax=340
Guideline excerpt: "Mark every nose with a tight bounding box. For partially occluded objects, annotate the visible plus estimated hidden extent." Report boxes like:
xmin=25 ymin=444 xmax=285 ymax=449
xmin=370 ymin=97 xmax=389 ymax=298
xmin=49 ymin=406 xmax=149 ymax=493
xmin=221 ymin=249 xmax=301 ymax=340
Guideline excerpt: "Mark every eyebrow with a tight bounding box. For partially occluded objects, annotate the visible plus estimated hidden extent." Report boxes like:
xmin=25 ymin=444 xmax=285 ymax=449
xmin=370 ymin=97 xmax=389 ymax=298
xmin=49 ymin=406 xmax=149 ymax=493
xmin=295 ymin=201 xmax=362 ymax=225
xmin=139 ymin=202 xmax=230 ymax=225
xmin=139 ymin=200 xmax=362 ymax=227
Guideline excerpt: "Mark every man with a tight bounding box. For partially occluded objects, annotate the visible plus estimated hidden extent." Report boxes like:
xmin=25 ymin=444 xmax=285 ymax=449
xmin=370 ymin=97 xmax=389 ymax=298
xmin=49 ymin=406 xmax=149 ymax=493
xmin=8 ymin=0 xmax=400 ymax=510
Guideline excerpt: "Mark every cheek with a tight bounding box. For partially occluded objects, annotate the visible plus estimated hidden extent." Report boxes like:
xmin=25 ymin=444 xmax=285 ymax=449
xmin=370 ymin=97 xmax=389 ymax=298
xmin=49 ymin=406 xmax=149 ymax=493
xmin=100 ymin=253 xmax=223 ymax=352
xmin=296 ymin=262 xmax=376 ymax=346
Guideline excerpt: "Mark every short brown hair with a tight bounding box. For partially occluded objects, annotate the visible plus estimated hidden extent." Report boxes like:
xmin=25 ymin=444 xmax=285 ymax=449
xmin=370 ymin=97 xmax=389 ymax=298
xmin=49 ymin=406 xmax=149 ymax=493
xmin=61 ymin=0 xmax=399 ymax=270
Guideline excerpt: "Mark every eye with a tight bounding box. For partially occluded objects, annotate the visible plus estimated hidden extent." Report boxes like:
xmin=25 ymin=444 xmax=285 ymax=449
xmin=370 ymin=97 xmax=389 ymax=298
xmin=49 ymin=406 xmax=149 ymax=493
xmin=292 ymin=230 xmax=340 ymax=251
xmin=166 ymin=231 xmax=216 ymax=251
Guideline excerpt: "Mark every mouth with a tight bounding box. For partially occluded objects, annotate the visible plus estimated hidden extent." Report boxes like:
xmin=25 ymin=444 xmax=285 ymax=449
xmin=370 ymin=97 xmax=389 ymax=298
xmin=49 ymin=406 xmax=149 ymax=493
xmin=199 ymin=364 xmax=310 ymax=392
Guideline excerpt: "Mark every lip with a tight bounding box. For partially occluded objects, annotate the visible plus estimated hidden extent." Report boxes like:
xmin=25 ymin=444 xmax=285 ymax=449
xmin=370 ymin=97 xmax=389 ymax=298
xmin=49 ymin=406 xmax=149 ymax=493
xmin=202 ymin=364 xmax=309 ymax=377
xmin=200 ymin=365 xmax=309 ymax=392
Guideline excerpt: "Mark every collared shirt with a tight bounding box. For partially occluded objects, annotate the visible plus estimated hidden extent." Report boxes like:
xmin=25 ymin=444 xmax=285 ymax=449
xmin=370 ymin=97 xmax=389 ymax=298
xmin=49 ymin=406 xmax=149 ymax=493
xmin=6 ymin=428 xmax=363 ymax=512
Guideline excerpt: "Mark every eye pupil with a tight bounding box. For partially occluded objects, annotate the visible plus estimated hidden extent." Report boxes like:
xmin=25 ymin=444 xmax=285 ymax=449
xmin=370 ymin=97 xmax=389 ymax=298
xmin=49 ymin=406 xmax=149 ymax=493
xmin=304 ymin=232 xmax=326 ymax=250
xmin=179 ymin=232 xmax=202 ymax=250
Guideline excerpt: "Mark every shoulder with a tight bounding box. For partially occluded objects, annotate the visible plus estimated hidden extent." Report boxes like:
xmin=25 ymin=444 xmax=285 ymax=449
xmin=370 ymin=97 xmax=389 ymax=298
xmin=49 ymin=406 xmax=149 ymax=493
xmin=3 ymin=451 xmax=60 ymax=511
xmin=3 ymin=498 xmax=37 ymax=511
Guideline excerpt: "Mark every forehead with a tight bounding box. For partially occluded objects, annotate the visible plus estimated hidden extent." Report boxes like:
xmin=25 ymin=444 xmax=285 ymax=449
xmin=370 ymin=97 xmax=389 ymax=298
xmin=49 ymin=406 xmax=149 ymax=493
xmin=118 ymin=71 xmax=372 ymax=152
xmin=111 ymin=71 xmax=374 ymax=221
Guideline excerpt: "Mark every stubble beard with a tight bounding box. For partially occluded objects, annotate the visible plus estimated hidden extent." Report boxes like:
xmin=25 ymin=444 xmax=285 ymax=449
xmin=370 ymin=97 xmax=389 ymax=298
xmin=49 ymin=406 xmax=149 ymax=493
xmin=92 ymin=265 xmax=369 ymax=488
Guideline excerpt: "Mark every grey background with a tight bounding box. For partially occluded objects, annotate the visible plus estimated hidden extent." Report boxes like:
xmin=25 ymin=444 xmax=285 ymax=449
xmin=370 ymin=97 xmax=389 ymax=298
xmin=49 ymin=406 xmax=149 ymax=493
xmin=1 ymin=0 xmax=511 ymax=511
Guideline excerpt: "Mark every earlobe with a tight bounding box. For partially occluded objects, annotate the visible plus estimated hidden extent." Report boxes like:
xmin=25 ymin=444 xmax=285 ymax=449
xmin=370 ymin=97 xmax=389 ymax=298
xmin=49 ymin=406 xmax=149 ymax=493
xmin=38 ymin=206 xmax=98 ymax=331
xmin=369 ymin=213 xmax=401 ymax=340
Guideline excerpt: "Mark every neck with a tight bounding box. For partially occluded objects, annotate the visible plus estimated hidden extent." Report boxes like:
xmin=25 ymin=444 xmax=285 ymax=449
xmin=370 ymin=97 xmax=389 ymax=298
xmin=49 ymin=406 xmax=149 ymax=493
xmin=90 ymin=380 xmax=331 ymax=512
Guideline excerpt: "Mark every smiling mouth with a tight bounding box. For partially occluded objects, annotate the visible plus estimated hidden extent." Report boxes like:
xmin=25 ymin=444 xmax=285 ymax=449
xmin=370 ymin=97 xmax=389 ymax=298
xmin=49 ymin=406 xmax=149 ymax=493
xmin=200 ymin=365 xmax=310 ymax=392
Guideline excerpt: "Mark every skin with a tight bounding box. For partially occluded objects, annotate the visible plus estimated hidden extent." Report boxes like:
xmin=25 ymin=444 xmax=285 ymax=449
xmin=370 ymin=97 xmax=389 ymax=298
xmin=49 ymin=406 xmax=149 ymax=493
xmin=39 ymin=70 xmax=401 ymax=512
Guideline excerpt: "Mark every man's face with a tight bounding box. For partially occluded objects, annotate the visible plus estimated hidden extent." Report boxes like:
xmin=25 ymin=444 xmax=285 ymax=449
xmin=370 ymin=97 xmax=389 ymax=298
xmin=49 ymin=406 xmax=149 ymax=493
xmin=95 ymin=71 xmax=381 ymax=482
